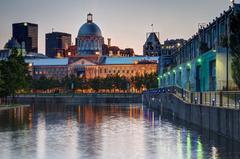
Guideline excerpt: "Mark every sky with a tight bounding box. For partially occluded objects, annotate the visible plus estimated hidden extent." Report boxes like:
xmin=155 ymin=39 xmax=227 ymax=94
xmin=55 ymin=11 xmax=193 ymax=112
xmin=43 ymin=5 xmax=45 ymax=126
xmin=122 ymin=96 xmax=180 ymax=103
xmin=0 ymin=0 xmax=237 ymax=55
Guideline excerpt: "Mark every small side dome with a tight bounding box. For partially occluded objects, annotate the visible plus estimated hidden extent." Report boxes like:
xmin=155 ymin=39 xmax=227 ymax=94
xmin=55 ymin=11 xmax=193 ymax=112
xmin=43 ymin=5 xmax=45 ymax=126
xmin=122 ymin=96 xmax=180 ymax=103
xmin=4 ymin=38 xmax=21 ymax=49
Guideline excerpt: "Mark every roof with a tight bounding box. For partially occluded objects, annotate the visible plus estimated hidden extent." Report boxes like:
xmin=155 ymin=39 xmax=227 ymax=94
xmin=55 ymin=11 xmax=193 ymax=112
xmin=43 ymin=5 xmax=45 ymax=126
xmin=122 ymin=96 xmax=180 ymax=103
xmin=25 ymin=58 xmax=68 ymax=66
xmin=68 ymin=55 xmax=101 ymax=64
xmin=103 ymin=56 xmax=159 ymax=65
xmin=78 ymin=22 xmax=102 ymax=37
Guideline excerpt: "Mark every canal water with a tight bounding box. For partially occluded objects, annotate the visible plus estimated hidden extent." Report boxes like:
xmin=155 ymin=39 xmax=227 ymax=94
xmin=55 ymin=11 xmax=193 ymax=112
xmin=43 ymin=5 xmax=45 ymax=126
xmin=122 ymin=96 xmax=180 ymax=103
xmin=0 ymin=102 xmax=239 ymax=159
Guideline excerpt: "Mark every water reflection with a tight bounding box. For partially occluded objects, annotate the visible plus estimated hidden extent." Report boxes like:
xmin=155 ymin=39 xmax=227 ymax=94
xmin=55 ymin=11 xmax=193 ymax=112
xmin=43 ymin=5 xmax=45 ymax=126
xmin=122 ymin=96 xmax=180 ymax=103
xmin=0 ymin=103 xmax=239 ymax=159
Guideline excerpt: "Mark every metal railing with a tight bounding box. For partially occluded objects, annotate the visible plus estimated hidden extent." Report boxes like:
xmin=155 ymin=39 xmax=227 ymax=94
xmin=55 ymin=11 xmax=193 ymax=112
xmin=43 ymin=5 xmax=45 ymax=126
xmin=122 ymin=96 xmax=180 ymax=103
xmin=143 ymin=86 xmax=240 ymax=110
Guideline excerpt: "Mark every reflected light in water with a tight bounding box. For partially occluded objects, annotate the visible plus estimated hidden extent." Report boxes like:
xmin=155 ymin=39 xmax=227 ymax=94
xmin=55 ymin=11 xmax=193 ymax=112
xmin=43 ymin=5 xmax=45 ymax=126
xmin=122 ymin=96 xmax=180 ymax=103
xmin=0 ymin=103 xmax=238 ymax=159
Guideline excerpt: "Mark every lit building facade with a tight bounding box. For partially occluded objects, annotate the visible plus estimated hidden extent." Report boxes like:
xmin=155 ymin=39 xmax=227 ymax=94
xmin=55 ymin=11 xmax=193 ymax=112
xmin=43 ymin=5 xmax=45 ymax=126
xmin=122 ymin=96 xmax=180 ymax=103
xmin=76 ymin=13 xmax=104 ymax=56
xmin=159 ymin=4 xmax=240 ymax=92
xmin=85 ymin=63 xmax=157 ymax=79
xmin=26 ymin=56 xmax=158 ymax=81
xmin=84 ymin=57 xmax=158 ymax=79
xmin=26 ymin=58 xmax=69 ymax=80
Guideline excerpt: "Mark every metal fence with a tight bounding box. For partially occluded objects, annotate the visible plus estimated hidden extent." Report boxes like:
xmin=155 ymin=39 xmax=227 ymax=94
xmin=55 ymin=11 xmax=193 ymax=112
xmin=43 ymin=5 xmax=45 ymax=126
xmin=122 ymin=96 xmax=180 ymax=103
xmin=143 ymin=86 xmax=240 ymax=110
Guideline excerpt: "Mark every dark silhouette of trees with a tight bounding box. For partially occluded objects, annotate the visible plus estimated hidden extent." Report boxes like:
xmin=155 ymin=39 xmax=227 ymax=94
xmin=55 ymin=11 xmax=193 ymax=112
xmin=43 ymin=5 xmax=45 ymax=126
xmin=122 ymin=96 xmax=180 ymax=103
xmin=230 ymin=13 xmax=240 ymax=89
xmin=0 ymin=49 xmax=30 ymax=98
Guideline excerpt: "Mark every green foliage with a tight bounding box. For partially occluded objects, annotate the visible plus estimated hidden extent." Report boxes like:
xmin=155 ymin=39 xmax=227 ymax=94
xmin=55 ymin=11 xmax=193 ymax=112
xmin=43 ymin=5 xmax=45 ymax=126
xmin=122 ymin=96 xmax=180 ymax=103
xmin=29 ymin=72 xmax=157 ymax=93
xmin=131 ymin=74 xmax=144 ymax=91
xmin=89 ymin=77 xmax=102 ymax=92
xmin=0 ymin=49 xmax=30 ymax=97
xmin=230 ymin=13 xmax=240 ymax=89
xmin=131 ymin=73 xmax=158 ymax=91
xmin=31 ymin=76 xmax=60 ymax=91
xmin=231 ymin=58 xmax=240 ymax=89
xmin=144 ymin=73 xmax=158 ymax=89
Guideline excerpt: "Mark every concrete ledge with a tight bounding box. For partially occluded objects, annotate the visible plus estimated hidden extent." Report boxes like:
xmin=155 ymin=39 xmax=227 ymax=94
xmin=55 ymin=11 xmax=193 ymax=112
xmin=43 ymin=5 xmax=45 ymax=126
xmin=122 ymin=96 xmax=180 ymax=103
xmin=144 ymin=93 xmax=240 ymax=142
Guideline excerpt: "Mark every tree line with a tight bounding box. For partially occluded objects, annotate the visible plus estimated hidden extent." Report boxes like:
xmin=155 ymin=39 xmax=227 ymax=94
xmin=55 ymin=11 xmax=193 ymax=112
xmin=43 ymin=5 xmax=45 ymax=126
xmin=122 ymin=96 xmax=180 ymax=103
xmin=30 ymin=73 xmax=158 ymax=93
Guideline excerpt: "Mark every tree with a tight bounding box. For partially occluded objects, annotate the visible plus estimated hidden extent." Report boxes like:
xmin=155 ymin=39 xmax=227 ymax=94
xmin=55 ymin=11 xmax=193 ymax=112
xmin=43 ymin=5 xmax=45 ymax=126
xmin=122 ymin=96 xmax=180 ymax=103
xmin=131 ymin=74 xmax=144 ymax=92
xmin=144 ymin=73 xmax=158 ymax=89
xmin=0 ymin=49 xmax=30 ymax=98
xmin=230 ymin=13 xmax=240 ymax=89
xmin=89 ymin=77 xmax=101 ymax=92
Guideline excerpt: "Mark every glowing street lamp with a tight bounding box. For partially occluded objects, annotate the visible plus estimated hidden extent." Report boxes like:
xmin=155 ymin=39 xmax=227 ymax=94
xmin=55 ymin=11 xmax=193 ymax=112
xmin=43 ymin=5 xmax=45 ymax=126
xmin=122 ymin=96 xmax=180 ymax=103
xmin=197 ymin=58 xmax=202 ymax=63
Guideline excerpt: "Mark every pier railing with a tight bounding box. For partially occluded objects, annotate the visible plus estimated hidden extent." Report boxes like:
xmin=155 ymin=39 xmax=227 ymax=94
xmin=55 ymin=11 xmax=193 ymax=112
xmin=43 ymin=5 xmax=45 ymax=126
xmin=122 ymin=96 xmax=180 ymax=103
xmin=143 ymin=86 xmax=240 ymax=110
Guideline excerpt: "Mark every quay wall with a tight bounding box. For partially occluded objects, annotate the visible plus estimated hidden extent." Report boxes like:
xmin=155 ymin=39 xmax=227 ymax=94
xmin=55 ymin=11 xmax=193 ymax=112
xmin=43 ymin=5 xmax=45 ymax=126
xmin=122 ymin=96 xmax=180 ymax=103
xmin=143 ymin=93 xmax=240 ymax=142
xmin=15 ymin=94 xmax=142 ymax=104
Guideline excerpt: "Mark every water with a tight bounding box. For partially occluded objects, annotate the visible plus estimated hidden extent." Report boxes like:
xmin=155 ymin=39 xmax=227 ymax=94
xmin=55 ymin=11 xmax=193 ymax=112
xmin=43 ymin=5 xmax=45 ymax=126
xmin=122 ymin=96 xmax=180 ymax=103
xmin=0 ymin=102 xmax=239 ymax=159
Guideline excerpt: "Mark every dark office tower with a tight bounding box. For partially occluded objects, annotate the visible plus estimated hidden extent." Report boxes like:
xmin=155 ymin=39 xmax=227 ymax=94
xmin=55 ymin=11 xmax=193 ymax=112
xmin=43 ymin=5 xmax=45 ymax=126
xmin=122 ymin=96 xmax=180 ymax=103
xmin=12 ymin=22 xmax=38 ymax=53
xmin=46 ymin=32 xmax=71 ymax=58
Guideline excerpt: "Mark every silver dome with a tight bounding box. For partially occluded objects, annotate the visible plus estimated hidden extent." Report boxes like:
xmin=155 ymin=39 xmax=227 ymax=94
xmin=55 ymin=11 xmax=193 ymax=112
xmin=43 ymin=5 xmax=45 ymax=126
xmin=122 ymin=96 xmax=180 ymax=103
xmin=78 ymin=22 xmax=102 ymax=37
xmin=4 ymin=38 xmax=21 ymax=49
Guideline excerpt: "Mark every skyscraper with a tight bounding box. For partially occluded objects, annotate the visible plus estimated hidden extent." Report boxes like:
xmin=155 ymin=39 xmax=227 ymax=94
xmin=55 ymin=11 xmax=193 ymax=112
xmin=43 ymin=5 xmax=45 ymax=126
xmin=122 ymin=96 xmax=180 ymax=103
xmin=12 ymin=22 xmax=38 ymax=53
xmin=45 ymin=32 xmax=72 ymax=58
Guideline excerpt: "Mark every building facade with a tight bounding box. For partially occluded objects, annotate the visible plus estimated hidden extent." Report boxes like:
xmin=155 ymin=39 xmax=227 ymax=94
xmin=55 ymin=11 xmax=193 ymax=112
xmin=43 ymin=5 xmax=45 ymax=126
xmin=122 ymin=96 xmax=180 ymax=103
xmin=159 ymin=4 xmax=240 ymax=92
xmin=26 ymin=58 xmax=69 ymax=80
xmin=102 ymin=38 xmax=135 ymax=57
xmin=12 ymin=22 xmax=38 ymax=53
xmin=76 ymin=13 xmax=104 ymax=56
xmin=85 ymin=63 xmax=157 ymax=79
xmin=84 ymin=56 xmax=159 ymax=79
xmin=143 ymin=32 xmax=161 ymax=56
xmin=45 ymin=32 xmax=72 ymax=58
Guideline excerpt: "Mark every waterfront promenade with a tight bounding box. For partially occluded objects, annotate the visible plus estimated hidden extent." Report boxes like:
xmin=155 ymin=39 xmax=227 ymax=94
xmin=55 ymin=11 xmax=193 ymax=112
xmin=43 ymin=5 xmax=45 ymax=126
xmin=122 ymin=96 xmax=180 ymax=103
xmin=14 ymin=93 xmax=142 ymax=104
xmin=143 ymin=86 xmax=240 ymax=142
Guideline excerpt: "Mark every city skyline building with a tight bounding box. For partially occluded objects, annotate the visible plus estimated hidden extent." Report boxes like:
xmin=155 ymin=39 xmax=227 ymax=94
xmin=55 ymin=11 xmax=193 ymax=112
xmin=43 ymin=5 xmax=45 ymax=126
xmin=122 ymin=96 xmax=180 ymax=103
xmin=12 ymin=22 xmax=38 ymax=53
xmin=159 ymin=4 xmax=240 ymax=92
xmin=45 ymin=32 xmax=71 ymax=58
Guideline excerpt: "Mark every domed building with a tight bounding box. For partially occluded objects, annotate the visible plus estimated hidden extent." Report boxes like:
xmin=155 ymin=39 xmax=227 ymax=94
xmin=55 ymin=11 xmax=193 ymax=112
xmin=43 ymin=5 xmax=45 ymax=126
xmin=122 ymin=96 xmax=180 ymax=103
xmin=76 ymin=13 xmax=104 ymax=56
xmin=4 ymin=38 xmax=26 ymax=55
